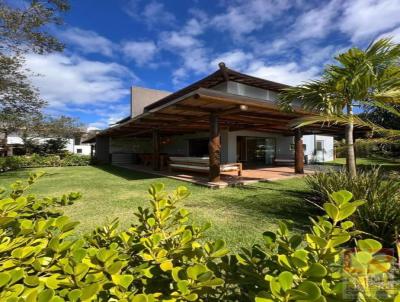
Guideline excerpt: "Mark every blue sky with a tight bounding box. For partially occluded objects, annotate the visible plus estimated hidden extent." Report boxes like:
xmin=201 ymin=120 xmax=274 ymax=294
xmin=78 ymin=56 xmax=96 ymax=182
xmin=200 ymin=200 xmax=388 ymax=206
xmin=24 ymin=0 xmax=400 ymax=129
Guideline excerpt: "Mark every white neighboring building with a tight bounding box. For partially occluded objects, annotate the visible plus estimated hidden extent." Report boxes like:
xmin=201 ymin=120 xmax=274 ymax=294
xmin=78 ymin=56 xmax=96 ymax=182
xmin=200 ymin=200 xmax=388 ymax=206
xmin=65 ymin=138 xmax=92 ymax=155
xmin=302 ymin=135 xmax=334 ymax=163
xmin=5 ymin=135 xmax=92 ymax=156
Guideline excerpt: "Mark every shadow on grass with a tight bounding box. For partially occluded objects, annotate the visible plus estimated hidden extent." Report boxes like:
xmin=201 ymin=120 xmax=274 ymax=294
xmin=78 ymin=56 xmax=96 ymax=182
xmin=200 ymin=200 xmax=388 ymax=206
xmin=208 ymin=182 xmax=319 ymax=232
xmin=94 ymin=164 xmax=164 ymax=181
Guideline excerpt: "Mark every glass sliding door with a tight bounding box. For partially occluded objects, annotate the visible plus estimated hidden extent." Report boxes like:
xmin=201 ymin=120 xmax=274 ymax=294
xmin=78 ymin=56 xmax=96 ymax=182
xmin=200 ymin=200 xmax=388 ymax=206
xmin=245 ymin=137 xmax=276 ymax=165
xmin=264 ymin=138 xmax=276 ymax=165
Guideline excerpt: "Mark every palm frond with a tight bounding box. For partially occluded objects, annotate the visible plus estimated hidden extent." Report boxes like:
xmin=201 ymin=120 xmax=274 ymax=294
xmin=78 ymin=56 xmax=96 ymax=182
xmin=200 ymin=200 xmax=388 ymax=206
xmin=373 ymin=89 xmax=400 ymax=103
xmin=289 ymin=114 xmax=400 ymax=138
xmin=278 ymin=80 xmax=344 ymax=114
xmin=358 ymin=98 xmax=400 ymax=117
xmin=279 ymin=37 xmax=400 ymax=135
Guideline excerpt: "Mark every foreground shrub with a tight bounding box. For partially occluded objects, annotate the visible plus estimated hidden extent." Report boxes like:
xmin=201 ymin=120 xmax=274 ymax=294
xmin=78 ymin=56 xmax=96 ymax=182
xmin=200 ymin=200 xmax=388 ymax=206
xmin=0 ymin=174 xmax=398 ymax=301
xmin=0 ymin=154 xmax=91 ymax=172
xmin=0 ymin=175 xmax=228 ymax=301
xmin=305 ymin=168 xmax=400 ymax=247
xmin=221 ymin=190 xmax=399 ymax=301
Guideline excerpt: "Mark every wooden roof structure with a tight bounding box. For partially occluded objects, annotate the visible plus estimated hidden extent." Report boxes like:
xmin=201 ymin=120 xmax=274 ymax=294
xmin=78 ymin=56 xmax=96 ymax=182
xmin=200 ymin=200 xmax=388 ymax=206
xmin=84 ymin=63 xmax=366 ymax=143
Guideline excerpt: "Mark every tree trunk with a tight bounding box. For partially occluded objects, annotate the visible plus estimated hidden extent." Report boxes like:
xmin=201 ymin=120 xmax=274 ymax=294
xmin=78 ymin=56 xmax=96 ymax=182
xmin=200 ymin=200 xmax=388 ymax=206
xmin=294 ymin=128 xmax=304 ymax=174
xmin=2 ymin=130 xmax=8 ymax=157
xmin=208 ymin=113 xmax=221 ymax=182
xmin=345 ymin=103 xmax=357 ymax=177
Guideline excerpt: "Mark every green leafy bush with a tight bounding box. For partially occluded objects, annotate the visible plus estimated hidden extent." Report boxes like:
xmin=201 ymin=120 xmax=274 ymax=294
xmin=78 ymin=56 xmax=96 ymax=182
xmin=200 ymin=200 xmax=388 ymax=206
xmin=335 ymin=139 xmax=400 ymax=159
xmin=61 ymin=154 xmax=91 ymax=166
xmin=0 ymin=174 xmax=398 ymax=301
xmin=217 ymin=191 xmax=400 ymax=301
xmin=0 ymin=175 xmax=228 ymax=301
xmin=0 ymin=154 xmax=91 ymax=172
xmin=306 ymin=168 xmax=400 ymax=247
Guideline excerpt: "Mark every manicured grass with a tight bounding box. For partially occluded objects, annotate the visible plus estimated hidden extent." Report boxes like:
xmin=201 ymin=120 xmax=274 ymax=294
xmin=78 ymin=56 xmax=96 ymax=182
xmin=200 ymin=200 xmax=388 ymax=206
xmin=325 ymin=157 xmax=400 ymax=171
xmin=0 ymin=165 xmax=316 ymax=250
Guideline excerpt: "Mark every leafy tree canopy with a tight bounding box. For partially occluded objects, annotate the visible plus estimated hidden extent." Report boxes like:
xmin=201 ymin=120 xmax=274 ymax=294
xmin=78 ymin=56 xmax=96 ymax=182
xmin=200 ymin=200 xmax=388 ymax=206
xmin=360 ymin=105 xmax=400 ymax=130
xmin=17 ymin=114 xmax=84 ymax=139
xmin=278 ymin=38 xmax=400 ymax=176
xmin=0 ymin=0 xmax=69 ymax=117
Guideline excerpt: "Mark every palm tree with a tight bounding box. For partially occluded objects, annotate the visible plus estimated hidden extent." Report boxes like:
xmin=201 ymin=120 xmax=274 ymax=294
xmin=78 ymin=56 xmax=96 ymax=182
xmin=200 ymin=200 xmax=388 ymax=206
xmin=279 ymin=38 xmax=400 ymax=177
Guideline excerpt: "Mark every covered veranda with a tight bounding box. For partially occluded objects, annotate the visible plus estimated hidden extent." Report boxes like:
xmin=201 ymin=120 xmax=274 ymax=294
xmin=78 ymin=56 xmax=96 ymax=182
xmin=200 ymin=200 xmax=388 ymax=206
xmin=92 ymin=101 xmax=346 ymax=187
xmin=113 ymin=163 xmax=317 ymax=188
xmin=87 ymin=65 xmax=360 ymax=187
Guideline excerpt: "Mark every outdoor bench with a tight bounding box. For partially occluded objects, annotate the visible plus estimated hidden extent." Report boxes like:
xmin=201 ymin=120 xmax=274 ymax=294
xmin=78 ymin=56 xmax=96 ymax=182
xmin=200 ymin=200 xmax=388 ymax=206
xmin=274 ymin=156 xmax=307 ymax=165
xmin=274 ymin=158 xmax=295 ymax=165
xmin=168 ymin=156 xmax=242 ymax=176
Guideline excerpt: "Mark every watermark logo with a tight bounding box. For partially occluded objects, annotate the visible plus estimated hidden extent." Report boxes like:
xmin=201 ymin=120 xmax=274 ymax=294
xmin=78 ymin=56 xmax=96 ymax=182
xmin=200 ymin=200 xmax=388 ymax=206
xmin=341 ymin=247 xmax=399 ymax=300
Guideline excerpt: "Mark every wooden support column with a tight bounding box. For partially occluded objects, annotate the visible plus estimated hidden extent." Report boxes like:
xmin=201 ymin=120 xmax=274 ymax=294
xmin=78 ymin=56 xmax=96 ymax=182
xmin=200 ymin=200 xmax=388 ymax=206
xmin=294 ymin=128 xmax=304 ymax=174
xmin=208 ymin=113 xmax=221 ymax=182
xmin=152 ymin=128 xmax=160 ymax=171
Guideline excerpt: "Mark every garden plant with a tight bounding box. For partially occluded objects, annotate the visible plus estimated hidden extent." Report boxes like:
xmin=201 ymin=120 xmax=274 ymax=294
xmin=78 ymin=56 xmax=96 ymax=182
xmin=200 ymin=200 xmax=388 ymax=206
xmin=0 ymin=173 xmax=398 ymax=301
xmin=306 ymin=167 xmax=400 ymax=248
xmin=0 ymin=154 xmax=91 ymax=172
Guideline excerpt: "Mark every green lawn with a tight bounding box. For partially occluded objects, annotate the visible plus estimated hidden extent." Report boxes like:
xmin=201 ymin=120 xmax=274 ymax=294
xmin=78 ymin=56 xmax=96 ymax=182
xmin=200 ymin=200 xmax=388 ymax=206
xmin=0 ymin=165 xmax=316 ymax=250
xmin=325 ymin=157 xmax=400 ymax=171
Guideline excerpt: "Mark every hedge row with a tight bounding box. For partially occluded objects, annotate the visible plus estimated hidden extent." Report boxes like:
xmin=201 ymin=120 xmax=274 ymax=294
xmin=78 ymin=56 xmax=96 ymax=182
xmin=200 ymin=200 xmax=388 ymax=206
xmin=0 ymin=173 xmax=398 ymax=301
xmin=0 ymin=154 xmax=91 ymax=172
xmin=336 ymin=140 xmax=400 ymax=158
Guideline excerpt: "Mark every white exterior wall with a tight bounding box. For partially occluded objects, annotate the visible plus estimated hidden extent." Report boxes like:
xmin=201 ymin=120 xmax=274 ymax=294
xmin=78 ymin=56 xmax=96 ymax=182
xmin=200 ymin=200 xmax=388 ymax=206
xmin=302 ymin=135 xmax=334 ymax=162
xmin=62 ymin=139 xmax=92 ymax=155
xmin=72 ymin=144 xmax=91 ymax=155
xmin=7 ymin=135 xmax=23 ymax=145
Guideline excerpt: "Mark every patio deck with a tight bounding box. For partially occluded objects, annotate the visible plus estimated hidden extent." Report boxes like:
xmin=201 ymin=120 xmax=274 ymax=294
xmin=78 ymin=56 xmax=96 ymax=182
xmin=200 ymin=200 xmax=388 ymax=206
xmin=116 ymin=164 xmax=317 ymax=188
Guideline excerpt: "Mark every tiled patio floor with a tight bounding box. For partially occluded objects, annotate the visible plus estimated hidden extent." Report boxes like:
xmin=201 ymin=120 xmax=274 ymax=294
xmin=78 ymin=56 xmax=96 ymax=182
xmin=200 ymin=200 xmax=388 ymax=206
xmin=117 ymin=164 xmax=317 ymax=188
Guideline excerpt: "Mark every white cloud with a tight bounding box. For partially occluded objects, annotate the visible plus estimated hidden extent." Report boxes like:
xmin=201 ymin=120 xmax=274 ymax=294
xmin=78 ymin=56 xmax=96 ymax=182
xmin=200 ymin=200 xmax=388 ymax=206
xmin=143 ymin=1 xmax=175 ymax=25
xmin=211 ymin=0 xmax=293 ymax=39
xmin=379 ymin=26 xmax=400 ymax=43
xmin=289 ymin=0 xmax=340 ymax=41
xmin=210 ymin=50 xmax=253 ymax=70
xmin=122 ymin=41 xmax=157 ymax=65
xmin=124 ymin=0 xmax=176 ymax=28
xmin=340 ymin=0 xmax=400 ymax=41
xmin=25 ymin=53 xmax=135 ymax=110
xmin=299 ymin=43 xmax=341 ymax=67
xmin=246 ymin=61 xmax=320 ymax=85
xmin=88 ymin=103 xmax=131 ymax=129
xmin=59 ymin=27 xmax=115 ymax=57
xmin=160 ymin=31 xmax=201 ymax=49
xmin=170 ymin=46 xmax=210 ymax=86
xmin=159 ymin=18 xmax=210 ymax=85
xmin=244 ymin=0 xmax=341 ymax=63
xmin=182 ymin=18 xmax=205 ymax=36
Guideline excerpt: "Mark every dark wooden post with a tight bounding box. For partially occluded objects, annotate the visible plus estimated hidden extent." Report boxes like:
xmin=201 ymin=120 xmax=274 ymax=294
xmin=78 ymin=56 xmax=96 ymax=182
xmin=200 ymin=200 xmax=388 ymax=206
xmin=294 ymin=128 xmax=304 ymax=174
xmin=152 ymin=128 xmax=160 ymax=171
xmin=209 ymin=113 xmax=221 ymax=182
